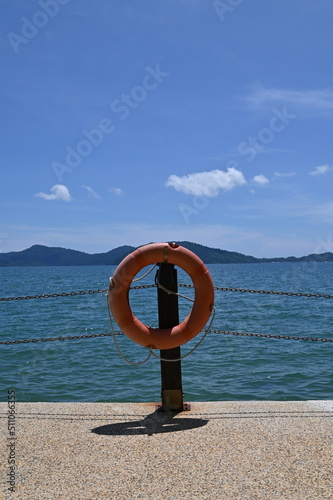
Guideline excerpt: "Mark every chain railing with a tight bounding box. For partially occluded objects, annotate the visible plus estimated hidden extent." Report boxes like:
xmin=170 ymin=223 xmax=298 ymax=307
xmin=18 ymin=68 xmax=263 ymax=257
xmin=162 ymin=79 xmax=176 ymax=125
xmin=0 ymin=331 xmax=123 ymax=345
xmin=0 ymin=289 xmax=108 ymax=301
xmin=208 ymin=329 xmax=333 ymax=343
xmin=1 ymin=283 xmax=333 ymax=345
xmin=2 ymin=283 xmax=333 ymax=301
xmin=1 ymin=328 xmax=332 ymax=345
xmin=206 ymin=285 xmax=333 ymax=299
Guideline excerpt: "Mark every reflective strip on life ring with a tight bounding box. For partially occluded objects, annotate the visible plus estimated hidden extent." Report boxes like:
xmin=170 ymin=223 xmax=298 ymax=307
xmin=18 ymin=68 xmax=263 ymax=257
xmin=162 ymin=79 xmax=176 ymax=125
xmin=108 ymin=242 xmax=214 ymax=350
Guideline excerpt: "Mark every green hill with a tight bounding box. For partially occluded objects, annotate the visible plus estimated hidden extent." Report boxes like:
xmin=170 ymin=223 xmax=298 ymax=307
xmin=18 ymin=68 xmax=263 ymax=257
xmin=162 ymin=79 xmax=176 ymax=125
xmin=0 ymin=242 xmax=332 ymax=266
xmin=0 ymin=244 xmax=135 ymax=267
xmin=174 ymin=241 xmax=258 ymax=264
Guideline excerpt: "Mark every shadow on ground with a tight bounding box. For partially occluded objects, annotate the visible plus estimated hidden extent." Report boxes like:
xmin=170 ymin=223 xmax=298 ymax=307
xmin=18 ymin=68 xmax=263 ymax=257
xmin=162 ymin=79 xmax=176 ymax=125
xmin=91 ymin=409 xmax=208 ymax=435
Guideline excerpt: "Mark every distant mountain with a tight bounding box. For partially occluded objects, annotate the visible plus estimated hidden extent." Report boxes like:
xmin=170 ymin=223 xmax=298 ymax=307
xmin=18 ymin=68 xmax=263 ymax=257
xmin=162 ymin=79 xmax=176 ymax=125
xmin=260 ymin=252 xmax=333 ymax=263
xmin=0 ymin=242 xmax=333 ymax=266
xmin=174 ymin=241 xmax=258 ymax=264
xmin=0 ymin=244 xmax=135 ymax=267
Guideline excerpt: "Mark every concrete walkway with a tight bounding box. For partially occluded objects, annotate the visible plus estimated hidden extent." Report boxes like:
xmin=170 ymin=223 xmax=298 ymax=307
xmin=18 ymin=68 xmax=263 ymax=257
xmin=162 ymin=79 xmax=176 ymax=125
xmin=1 ymin=401 xmax=332 ymax=499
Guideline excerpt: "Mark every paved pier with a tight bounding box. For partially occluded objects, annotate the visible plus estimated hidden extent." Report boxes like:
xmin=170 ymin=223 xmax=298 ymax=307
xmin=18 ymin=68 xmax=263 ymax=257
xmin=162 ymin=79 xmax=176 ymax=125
xmin=1 ymin=401 xmax=332 ymax=499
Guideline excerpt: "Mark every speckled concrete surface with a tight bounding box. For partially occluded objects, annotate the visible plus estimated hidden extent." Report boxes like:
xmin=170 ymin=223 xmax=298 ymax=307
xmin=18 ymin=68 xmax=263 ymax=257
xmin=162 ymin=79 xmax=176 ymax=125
xmin=1 ymin=401 xmax=332 ymax=500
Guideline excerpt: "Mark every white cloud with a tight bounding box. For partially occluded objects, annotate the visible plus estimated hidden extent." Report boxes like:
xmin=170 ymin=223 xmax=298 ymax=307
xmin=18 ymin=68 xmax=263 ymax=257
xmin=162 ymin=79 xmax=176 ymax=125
xmin=252 ymin=174 xmax=269 ymax=186
xmin=34 ymin=184 xmax=72 ymax=202
xmin=82 ymin=185 xmax=100 ymax=198
xmin=309 ymin=164 xmax=332 ymax=176
xmin=165 ymin=167 xmax=247 ymax=197
xmin=246 ymin=84 xmax=333 ymax=111
xmin=109 ymin=187 xmax=123 ymax=196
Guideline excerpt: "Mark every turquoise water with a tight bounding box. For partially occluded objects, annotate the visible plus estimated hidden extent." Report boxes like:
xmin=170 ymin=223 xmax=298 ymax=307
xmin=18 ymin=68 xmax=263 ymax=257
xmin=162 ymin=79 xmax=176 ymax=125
xmin=0 ymin=263 xmax=332 ymax=402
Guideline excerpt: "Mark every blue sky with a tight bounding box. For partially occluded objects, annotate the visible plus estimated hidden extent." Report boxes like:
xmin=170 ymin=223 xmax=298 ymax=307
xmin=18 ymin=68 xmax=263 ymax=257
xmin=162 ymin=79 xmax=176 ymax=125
xmin=1 ymin=0 xmax=333 ymax=257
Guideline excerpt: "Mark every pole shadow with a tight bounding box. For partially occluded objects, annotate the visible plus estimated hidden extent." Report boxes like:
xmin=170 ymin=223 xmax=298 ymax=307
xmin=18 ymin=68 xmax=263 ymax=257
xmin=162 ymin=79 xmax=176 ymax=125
xmin=91 ymin=409 xmax=208 ymax=436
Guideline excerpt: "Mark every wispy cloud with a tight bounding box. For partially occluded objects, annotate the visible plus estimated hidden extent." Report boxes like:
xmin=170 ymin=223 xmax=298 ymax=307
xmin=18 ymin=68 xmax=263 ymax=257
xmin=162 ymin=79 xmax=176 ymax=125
xmin=310 ymin=202 xmax=333 ymax=218
xmin=3 ymin=222 xmax=262 ymax=254
xmin=273 ymin=171 xmax=296 ymax=179
xmin=34 ymin=184 xmax=72 ymax=202
xmin=109 ymin=187 xmax=123 ymax=196
xmin=165 ymin=168 xmax=247 ymax=197
xmin=82 ymin=185 xmax=100 ymax=198
xmin=309 ymin=164 xmax=333 ymax=176
xmin=246 ymin=84 xmax=333 ymax=113
xmin=3 ymin=220 xmax=330 ymax=258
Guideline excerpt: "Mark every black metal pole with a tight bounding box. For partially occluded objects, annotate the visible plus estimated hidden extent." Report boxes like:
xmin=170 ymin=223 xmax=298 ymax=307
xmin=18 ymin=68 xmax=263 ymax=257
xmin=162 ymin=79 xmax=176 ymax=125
xmin=157 ymin=263 xmax=183 ymax=411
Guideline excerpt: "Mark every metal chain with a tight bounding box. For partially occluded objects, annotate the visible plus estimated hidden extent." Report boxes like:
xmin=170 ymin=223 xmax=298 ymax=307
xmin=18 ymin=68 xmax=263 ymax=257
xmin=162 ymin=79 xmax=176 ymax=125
xmin=179 ymin=283 xmax=333 ymax=299
xmin=1 ymin=281 xmax=333 ymax=345
xmin=129 ymin=284 xmax=157 ymax=290
xmin=1 ymin=283 xmax=333 ymax=301
xmin=2 ymin=328 xmax=332 ymax=345
xmin=0 ymin=285 xmax=158 ymax=301
xmin=0 ymin=289 xmax=108 ymax=301
xmin=216 ymin=286 xmax=333 ymax=299
xmin=0 ymin=331 xmax=123 ymax=345
xmin=208 ymin=329 xmax=333 ymax=343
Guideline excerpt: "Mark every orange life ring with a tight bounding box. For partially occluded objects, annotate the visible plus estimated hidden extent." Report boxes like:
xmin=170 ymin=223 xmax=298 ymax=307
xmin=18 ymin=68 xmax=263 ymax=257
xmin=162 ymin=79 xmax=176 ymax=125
xmin=108 ymin=242 xmax=214 ymax=350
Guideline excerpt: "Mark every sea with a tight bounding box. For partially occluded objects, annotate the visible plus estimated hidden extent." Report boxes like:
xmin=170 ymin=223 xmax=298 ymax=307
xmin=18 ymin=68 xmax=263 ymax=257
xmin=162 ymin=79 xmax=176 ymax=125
xmin=1 ymin=262 xmax=332 ymax=402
